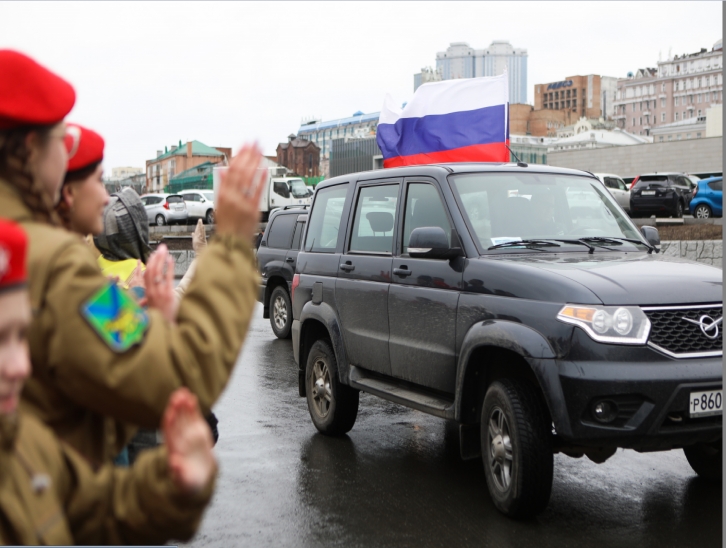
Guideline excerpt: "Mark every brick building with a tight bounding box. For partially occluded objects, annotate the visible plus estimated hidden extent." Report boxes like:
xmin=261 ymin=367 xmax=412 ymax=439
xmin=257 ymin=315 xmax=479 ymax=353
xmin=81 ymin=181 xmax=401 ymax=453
xmin=614 ymin=39 xmax=723 ymax=137
xmin=510 ymin=103 xmax=576 ymax=138
xmin=534 ymin=75 xmax=618 ymax=120
xmin=145 ymin=141 xmax=231 ymax=193
xmin=276 ymin=134 xmax=320 ymax=177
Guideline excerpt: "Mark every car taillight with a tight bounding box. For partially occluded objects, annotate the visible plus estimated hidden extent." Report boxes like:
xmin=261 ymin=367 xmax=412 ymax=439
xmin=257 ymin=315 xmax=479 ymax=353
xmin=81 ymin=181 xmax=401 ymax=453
xmin=291 ymin=274 xmax=300 ymax=302
xmin=163 ymin=201 xmax=169 ymax=210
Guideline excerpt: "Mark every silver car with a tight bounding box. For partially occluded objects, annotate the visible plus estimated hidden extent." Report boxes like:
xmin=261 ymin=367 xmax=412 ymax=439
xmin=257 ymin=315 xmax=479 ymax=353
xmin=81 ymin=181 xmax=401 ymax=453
xmin=178 ymin=189 xmax=215 ymax=224
xmin=140 ymin=193 xmax=189 ymax=226
xmin=592 ymin=173 xmax=630 ymax=212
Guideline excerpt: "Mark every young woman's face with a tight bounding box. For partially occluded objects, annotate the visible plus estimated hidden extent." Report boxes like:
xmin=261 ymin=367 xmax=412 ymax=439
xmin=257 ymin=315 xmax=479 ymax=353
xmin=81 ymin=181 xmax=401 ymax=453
xmin=63 ymin=164 xmax=109 ymax=236
xmin=26 ymin=123 xmax=69 ymax=206
xmin=0 ymin=289 xmax=31 ymax=416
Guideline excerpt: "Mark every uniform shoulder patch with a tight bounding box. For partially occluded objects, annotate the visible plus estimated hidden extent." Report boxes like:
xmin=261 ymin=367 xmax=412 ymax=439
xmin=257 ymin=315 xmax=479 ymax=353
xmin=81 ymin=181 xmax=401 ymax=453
xmin=80 ymin=283 xmax=149 ymax=352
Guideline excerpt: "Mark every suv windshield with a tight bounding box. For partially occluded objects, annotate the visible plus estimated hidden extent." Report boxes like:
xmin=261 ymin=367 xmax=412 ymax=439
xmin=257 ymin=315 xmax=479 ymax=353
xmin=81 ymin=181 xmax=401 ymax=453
xmin=450 ymin=172 xmax=643 ymax=252
xmin=289 ymin=179 xmax=309 ymax=198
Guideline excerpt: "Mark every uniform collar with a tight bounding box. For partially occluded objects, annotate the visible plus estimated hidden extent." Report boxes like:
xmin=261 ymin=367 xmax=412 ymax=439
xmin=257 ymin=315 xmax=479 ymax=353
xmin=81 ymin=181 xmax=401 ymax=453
xmin=0 ymin=412 xmax=19 ymax=453
xmin=0 ymin=177 xmax=34 ymax=224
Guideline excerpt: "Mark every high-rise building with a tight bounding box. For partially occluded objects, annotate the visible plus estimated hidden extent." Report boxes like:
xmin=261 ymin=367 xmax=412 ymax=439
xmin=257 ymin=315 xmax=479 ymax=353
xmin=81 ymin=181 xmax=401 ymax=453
xmin=613 ymin=39 xmax=723 ymax=137
xmin=430 ymin=41 xmax=528 ymax=104
xmin=413 ymin=67 xmax=443 ymax=92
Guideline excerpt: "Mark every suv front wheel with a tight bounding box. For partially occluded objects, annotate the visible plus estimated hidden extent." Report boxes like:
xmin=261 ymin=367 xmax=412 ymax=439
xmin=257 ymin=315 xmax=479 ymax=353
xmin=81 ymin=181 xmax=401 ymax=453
xmin=683 ymin=442 xmax=722 ymax=479
xmin=305 ymin=340 xmax=359 ymax=435
xmin=269 ymin=286 xmax=292 ymax=339
xmin=481 ymin=379 xmax=553 ymax=518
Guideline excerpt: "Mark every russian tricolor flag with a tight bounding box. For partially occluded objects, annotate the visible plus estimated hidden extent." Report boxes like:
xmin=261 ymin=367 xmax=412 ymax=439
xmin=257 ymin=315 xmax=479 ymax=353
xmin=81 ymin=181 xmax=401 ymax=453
xmin=377 ymin=73 xmax=509 ymax=168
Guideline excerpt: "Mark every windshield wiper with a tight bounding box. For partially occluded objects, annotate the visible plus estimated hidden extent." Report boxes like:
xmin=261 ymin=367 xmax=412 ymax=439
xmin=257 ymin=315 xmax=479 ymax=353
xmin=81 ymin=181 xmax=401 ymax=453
xmin=548 ymin=239 xmax=597 ymax=254
xmin=578 ymin=236 xmax=655 ymax=254
xmin=488 ymin=239 xmax=561 ymax=251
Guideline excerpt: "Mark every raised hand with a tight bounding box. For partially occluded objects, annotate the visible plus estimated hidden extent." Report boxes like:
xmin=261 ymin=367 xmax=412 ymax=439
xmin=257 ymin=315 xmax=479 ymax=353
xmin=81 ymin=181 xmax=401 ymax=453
xmin=143 ymin=244 xmax=178 ymax=323
xmin=215 ymin=143 xmax=266 ymax=240
xmin=192 ymin=219 xmax=207 ymax=255
xmin=162 ymin=388 xmax=216 ymax=494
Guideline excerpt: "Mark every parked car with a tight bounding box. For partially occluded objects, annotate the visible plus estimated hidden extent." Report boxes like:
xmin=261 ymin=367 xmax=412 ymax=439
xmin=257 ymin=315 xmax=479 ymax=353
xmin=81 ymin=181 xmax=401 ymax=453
xmin=178 ymin=189 xmax=216 ymax=224
xmin=592 ymin=173 xmax=630 ymax=211
xmin=689 ymin=176 xmax=723 ymax=218
xmin=629 ymin=172 xmax=696 ymax=218
xmin=139 ymin=193 xmax=189 ymax=226
xmin=291 ymin=163 xmax=722 ymax=518
xmin=256 ymin=207 xmax=308 ymax=338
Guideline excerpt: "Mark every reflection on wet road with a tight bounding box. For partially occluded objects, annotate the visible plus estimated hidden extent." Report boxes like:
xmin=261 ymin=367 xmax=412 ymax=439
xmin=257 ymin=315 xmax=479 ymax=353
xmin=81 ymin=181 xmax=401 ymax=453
xmin=185 ymin=305 xmax=721 ymax=548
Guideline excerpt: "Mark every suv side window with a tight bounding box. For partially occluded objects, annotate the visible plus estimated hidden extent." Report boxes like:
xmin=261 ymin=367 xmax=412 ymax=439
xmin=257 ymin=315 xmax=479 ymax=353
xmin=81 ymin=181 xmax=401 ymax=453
xmin=603 ymin=177 xmax=620 ymax=190
xmin=267 ymin=214 xmax=297 ymax=249
xmin=402 ymin=183 xmax=451 ymax=253
xmin=349 ymin=184 xmax=399 ymax=254
xmin=291 ymin=220 xmax=305 ymax=249
xmin=305 ymin=184 xmax=348 ymax=253
xmin=183 ymin=193 xmax=200 ymax=202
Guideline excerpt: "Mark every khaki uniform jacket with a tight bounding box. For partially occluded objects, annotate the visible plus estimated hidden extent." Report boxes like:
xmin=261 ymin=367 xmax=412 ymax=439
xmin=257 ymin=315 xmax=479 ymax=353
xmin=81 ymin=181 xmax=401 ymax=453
xmin=0 ymin=179 xmax=260 ymax=467
xmin=0 ymin=412 xmax=214 ymax=545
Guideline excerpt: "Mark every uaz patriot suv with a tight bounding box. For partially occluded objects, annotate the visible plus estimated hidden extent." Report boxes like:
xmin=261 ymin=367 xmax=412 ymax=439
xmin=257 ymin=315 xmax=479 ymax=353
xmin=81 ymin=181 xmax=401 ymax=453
xmin=290 ymin=163 xmax=722 ymax=518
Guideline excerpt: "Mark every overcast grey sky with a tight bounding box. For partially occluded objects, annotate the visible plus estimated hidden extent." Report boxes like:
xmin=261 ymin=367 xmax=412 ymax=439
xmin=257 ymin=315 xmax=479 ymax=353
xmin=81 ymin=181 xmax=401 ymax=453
xmin=0 ymin=1 xmax=722 ymax=170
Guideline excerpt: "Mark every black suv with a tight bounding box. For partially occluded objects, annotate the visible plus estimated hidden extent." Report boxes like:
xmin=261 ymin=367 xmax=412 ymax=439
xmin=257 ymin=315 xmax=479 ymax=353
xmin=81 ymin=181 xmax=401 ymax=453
xmin=290 ymin=163 xmax=722 ymax=518
xmin=630 ymin=172 xmax=696 ymax=217
xmin=256 ymin=207 xmax=308 ymax=338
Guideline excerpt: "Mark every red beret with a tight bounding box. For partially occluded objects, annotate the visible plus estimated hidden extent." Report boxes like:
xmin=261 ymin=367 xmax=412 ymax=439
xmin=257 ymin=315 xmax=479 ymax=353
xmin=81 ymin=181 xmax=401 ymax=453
xmin=0 ymin=219 xmax=27 ymax=292
xmin=65 ymin=123 xmax=104 ymax=173
xmin=0 ymin=50 xmax=75 ymax=130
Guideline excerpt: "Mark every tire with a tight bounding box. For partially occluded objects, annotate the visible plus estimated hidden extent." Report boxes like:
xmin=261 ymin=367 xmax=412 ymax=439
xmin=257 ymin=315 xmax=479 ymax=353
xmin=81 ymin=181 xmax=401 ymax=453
xmin=205 ymin=209 xmax=214 ymax=225
xmin=305 ymin=340 xmax=359 ymax=435
xmin=481 ymin=379 xmax=553 ymax=518
xmin=694 ymin=204 xmax=712 ymax=219
xmin=155 ymin=214 xmax=166 ymax=226
xmin=269 ymin=286 xmax=292 ymax=339
xmin=674 ymin=201 xmax=684 ymax=218
xmin=683 ymin=442 xmax=722 ymax=480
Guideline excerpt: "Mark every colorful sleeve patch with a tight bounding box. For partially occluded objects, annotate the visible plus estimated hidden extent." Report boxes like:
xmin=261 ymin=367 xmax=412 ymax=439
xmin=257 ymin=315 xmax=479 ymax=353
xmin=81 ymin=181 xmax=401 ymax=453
xmin=80 ymin=283 xmax=149 ymax=352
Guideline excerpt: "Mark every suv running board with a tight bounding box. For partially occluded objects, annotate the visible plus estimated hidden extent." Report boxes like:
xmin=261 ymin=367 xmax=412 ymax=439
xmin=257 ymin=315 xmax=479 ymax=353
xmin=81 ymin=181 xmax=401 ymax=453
xmin=349 ymin=366 xmax=455 ymax=420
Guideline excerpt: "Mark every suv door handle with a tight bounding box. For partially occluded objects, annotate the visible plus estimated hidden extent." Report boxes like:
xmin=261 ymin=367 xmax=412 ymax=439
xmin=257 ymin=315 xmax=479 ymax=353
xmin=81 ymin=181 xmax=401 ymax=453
xmin=393 ymin=267 xmax=412 ymax=277
xmin=286 ymin=257 xmax=295 ymax=263
xmin=339 ymin=263 xmax=355 ymax=272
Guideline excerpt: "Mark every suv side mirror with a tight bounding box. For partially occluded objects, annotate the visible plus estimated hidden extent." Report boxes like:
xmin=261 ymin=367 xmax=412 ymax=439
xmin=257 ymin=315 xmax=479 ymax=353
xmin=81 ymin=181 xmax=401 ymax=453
xmin=640 ymin=225 xmax=661 ymax=252
xmin=409 ymin=227 xmax=462 ymax=259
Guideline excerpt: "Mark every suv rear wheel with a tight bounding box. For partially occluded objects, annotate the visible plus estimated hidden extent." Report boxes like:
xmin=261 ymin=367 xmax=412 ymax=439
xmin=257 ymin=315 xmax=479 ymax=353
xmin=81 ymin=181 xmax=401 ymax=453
xmin=306 ymin=340 xmax=359 ymax=435
xmin=269 ymin=286 xmax=292 ymax=339
xmin=674 ymin=201 xmax=684 ymax=218
xmin=481 ymin=379 xmax=553 ymax=518
xmin=683 ymin=442 xmax=722 ymax=479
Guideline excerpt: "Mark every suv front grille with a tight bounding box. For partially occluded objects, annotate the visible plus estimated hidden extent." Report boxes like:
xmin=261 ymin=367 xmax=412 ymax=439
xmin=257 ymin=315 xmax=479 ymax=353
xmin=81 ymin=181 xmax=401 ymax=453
xmin=643 ymin=304 xmax=723 ymax=358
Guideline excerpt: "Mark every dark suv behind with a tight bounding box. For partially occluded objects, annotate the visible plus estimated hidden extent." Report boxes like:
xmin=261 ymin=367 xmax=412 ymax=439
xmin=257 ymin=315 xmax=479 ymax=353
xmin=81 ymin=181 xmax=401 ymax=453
xmin=291 ymin=163 xmax=722 ymax=518
xmin=256 ymin=207 xmax=308 ymax=338
xmin=630 ymin=172 xmax=695 ymax=217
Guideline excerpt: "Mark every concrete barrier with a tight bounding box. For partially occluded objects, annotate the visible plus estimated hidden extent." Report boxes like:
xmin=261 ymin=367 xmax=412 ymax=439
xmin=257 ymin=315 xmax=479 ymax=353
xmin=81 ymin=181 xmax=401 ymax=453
xmin=660 ymin=240 xmax=722 ymax=268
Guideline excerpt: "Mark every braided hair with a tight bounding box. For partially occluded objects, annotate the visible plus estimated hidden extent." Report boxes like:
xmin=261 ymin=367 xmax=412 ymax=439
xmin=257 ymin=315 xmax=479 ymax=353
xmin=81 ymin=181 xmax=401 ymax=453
xmin=0 ymin=127 xmax=61 ymax=225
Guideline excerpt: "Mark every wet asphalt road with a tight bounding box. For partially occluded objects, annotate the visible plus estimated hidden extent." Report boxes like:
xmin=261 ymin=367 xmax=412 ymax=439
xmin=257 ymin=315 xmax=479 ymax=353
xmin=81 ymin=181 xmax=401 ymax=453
xmin=185 ymin=305 xmax=722 ymax=548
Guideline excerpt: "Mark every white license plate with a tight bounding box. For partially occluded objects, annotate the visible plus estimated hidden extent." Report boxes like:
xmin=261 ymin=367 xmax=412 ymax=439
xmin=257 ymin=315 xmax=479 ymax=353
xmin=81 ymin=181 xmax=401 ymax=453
xmin=689 ymin=390 xmax=723 ymax=417
xmin=642 ymin=190 xmax=656 ymax=195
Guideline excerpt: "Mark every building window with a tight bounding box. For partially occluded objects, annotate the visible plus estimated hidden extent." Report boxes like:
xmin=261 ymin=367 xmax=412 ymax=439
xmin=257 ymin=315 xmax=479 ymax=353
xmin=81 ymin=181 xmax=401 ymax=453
xmin=661 ymin=82 xmax=666 ymax=92
xmin=639 ymin=117 xmax=642 ymax=125
xmin=632 ymin=118 xmax=636 ymax=126
xmin=697 ymin=132 xmax=702 ymax=138
xmin=674 ymin=97 xmax=679 ymax=106
xmin=686 ymin=134 xmax=691 ymax=139
xmin=573 ymin=99 xmax=577 ymax=107
xmin=632 ymin=103 xmax=636 ymax=112
xmin=677 ymin=134 xmax=682 ymax=140
xmin=572 ymin=89 xmax=577 ymax=97
xmin=697 ymin=109 xmax=702 ymax=117
xmin=661 ymin=112 xmax=666 ymax=122
xmin=661 ymin=97 xmax=666 ymax=107
xmin=659 ymin=136 xmax=664 ymax=142
xmin=668 ymin=135 xmax=673 ymax=141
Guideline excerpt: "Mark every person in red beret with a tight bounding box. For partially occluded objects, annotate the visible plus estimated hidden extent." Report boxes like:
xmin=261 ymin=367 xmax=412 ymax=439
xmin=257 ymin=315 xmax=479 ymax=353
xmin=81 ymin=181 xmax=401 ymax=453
xmin=55 ymin=123 xmax=110 ymax=235
xmin=0 ymin=49 xmax=265 ymax=476
xmin=0 ymin=218 xmax=221 ymax=546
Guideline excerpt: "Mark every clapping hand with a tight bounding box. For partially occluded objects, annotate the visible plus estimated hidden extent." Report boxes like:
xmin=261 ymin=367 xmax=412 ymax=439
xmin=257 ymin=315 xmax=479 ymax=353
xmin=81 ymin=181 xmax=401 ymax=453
xmin=162 ymin=388 xmax=216 ymax=494
xmin=142 ymin=244 xmax=178 ymax=323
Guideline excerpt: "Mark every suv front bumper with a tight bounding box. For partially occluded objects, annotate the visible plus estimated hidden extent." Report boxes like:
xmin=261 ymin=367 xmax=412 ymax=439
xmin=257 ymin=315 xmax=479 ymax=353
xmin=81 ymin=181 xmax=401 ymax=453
xmin=543 ymin=355 xmax=722 ymax=451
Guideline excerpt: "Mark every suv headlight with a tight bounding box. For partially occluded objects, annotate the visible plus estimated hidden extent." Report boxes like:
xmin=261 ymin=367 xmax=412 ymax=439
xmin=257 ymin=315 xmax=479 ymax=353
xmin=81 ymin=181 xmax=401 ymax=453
xmin=557 ymin=305 xmax=650 ymax=344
